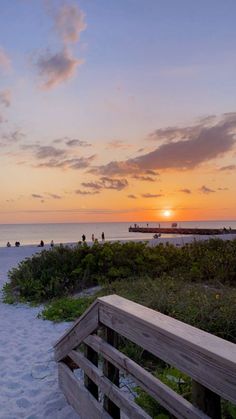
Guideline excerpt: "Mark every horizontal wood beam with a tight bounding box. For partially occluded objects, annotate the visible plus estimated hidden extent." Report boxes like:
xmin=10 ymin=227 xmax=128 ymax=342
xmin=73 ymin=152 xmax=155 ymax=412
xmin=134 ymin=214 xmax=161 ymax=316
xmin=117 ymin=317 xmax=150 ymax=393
xmin=69 ymin=349 xmax=151 ymax=419
xmin=85 ymin=334 xmax=209 ymax=419
xmin=98 ymin=295 xmax=236 ymax=404
xmin=58 ymin=362 xmax=111 ymax=419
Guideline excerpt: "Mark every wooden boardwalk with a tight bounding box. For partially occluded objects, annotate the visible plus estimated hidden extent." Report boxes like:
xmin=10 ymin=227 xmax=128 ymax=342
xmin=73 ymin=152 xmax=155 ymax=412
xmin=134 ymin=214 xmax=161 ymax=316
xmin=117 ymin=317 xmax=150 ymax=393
xmin=54 ymin=295 xmax=236 ymax=419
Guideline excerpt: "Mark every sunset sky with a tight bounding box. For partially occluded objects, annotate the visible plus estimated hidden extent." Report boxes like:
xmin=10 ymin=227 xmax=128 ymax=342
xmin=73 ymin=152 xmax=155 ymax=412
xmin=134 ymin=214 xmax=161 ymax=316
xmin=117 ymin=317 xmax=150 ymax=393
xmin=0 ymin=0 xmax=236 ymax=223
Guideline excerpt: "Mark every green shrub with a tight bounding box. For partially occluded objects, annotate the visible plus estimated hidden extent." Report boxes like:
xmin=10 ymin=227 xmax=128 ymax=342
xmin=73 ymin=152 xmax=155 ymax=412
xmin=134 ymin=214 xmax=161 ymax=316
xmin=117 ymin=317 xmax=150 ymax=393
xmin=4 ymin=239 xmax=236 ymax=303
xmin=39 ymin=296 xmax=95 ymax=322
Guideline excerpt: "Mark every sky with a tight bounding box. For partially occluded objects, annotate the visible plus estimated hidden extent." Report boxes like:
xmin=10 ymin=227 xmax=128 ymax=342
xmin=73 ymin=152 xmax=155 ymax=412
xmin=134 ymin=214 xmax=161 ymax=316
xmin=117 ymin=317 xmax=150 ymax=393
xmin=0 ymin=0 xmax=236 ymax=224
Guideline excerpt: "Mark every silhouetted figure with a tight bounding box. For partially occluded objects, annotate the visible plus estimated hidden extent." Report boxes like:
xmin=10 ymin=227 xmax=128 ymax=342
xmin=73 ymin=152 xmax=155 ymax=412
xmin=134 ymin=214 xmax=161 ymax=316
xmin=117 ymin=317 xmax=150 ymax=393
xmin=50 ymin=240 xmax=54 ymax=248
xmin=38 ymin=240 xmax=44 ymax=247
xmin=82 ymin=234 xmax=86 ymax=242
xmin=101 ymin=232 xmax=105 ymax=241
xmin=6 ymin=241 xmax=11 ymax=247
xmin=91 ymin=234 xmax=95 ymax=242
xmin=15 ymin=241 xmax=20 ymax=247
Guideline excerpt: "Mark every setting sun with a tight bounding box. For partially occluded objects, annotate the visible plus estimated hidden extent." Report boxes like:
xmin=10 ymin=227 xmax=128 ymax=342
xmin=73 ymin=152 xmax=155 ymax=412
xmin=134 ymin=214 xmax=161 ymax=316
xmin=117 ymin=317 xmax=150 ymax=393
xmin=163 ymin=210 xmax=171 ymax=217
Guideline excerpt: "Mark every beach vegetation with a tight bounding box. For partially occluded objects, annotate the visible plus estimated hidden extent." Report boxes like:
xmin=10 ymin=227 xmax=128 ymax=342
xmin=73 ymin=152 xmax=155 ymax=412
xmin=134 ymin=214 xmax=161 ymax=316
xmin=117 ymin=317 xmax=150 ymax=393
xmin=4 ymin=239 xmax=236 ymax=304
xmin=39 ymin=296 xmax=96 ymax=322
xmin=4 ymin=239 xmax=236 ymax=418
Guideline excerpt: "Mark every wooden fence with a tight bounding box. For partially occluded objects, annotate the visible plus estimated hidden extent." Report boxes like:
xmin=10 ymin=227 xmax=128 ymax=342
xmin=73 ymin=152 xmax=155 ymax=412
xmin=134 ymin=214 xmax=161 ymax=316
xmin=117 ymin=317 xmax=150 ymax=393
xmin=54 ymin=295 xmax=236 ymax=419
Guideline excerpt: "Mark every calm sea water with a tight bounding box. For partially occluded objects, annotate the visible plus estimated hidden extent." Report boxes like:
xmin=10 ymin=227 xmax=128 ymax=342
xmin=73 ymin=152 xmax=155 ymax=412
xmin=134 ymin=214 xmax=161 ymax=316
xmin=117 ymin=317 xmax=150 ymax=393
xmin=0 ymin=220 xmax=236 ymax=247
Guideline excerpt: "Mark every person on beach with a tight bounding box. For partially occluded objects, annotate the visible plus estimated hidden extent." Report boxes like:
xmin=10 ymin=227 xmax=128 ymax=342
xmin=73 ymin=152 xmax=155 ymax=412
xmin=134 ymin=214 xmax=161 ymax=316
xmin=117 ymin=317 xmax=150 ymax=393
xmin=6 ymin=241 xmax=11 ymax=247
xmin=15 ymin=241 xmax=20 ymax=247
xmin=38 ymin=240 xmax=44 ymax=247
xmin=82 ymin=234 xmax=86 ymax=242
xmin=50 ymin=240 xmax=54 ymax=248
xmin=101 ymin=232 xmax=105 ymax=241
xmin=91 ymin=234 xmax=95 ymax=242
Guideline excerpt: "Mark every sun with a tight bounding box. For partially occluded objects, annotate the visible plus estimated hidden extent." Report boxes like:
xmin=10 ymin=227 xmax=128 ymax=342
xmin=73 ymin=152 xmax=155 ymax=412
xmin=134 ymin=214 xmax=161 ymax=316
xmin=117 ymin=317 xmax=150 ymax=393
xmin=163 ymin=209 xmax=171 ymax=217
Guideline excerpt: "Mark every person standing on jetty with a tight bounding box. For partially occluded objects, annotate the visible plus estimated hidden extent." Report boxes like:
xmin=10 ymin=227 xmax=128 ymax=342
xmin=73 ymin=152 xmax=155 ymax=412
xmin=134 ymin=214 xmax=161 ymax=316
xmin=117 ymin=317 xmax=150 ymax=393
xmin=101 ymin=232 xmax=105 ymax=241
xmin=82 ymin=234 xmax=86 ymax=242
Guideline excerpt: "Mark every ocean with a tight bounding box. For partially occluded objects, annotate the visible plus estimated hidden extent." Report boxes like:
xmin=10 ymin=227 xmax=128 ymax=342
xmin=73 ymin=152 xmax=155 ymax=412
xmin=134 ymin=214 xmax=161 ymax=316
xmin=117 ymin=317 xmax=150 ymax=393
xmin=0 ymin=220 xmax=236 ymax=247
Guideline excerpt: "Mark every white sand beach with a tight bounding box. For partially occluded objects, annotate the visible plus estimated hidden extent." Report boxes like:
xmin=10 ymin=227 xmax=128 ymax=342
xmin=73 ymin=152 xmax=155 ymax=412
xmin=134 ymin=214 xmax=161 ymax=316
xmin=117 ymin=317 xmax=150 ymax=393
xmin=0 ymin=245 xmax=80 ymax=419
xmin=0 ymin=234 xmax=235 ymax=418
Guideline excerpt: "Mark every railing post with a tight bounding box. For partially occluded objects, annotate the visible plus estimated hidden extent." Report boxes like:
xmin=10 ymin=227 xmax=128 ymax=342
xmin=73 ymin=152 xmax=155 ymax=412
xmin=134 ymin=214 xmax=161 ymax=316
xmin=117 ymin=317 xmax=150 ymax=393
xmin=103 ymin=326 xmax=120 ymax=418
xmin=192 ymin=380 xmax=221 ymax=419
xmin=84 ymin=343 xmax=98 ymax=400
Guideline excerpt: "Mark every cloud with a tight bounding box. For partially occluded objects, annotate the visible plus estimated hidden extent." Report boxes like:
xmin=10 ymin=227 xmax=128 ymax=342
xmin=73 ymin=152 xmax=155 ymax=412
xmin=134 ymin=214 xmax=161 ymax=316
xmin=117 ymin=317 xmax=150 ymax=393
xmin=179 ymin=188 xmax=191 ymax=194
xmin=0 ymin=47 xmax=11 ymax=72
xmin=2 ymin=130 xmax=26 ymax=143
xmin=36 ymin=48 xmax=83 ymax=89
xmin=219 ymin=164 xmax=236 ymax=171
xmin=35 ymin=2 xmax=86 ymax=90
xmin=54 ymin=3 xmax=86 ymax=43
xmin=92 ymin=113 xmax=236 ymax=176
xmin=199 ymin=185 xmax=215 ymax=194
xmin=47 ymin=193 xmax=62 ymax=199
xmin=106 ymin=140 xmax=132 ymax=150
xmin=82 ymin=177 xmax=128 ymax=191
xmin=0 ymin=89 xmax=11 ymax=107
xmin=75 ymin=189 xmax=100 ymax=195
xmin=132 ymin=175 xmax=156 ymax=182
xmin=89 ymin=160 xmax=140 ymax=176
xmin=35 ymin=145 xmax=66 ymax=159
xmin=66 ymin=138 xmax=91 ymax=147
xmin=217 ymin=187 xmax=228 ymax=191
xmin=142 ymin=193 xmax=163 ymax=198
xmin=32 ymin=193 xmax=44 ymax=199
xmin=36 ymin=155 xmax=96 ymax=169
xmin=127 ymin=194 xmax=137 ymax=199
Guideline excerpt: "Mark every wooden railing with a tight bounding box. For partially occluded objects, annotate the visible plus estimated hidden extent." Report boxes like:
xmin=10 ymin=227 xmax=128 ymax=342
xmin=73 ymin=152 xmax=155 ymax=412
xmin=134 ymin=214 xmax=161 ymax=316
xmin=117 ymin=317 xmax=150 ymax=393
xmin=54 ymin=295 xmax=236 ymax=419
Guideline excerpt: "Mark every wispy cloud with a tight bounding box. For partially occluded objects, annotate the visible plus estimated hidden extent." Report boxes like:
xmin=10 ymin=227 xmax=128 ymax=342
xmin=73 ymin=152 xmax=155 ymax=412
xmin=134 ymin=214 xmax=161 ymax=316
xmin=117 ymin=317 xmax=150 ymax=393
xmin=106 ymin=140 xmax=132 ymax=150
xmin=35 ymin=145 xmax=66 ymax=159
xmin=82 ymin=177 xmax=128 ymax=191
xmin=66 ymin=138 xmax=91 ymax=147
xmin=47 ymin=193 xmax=62 ymax=199
xmin=0 ymin=47 xmax=11 ymax=72
xmin=36 ymin=155 xmax=96 ymax=170
xmin=2 ymin=130 xmax=26 ymax=143
xmin=219 ymin=164 xmax=236 ymax=171
xmin=75 ymin=189 xmax=99 ymax=195
xmin=142 ymin=193 xmax=163 ymax=198
xmin=0 ymin=89 xmax=11 ymax=107
xmin=32 ymin=193 xmax=44 ymax=199
xmin=127 ymin=194 xmax=137 ymax=199
xmin=199 ymin=185 xmax=215 ymax=194
xmin=54 ymin=3 xmax=86 ymax=43
xmin=132 ymin=175 xmax=156 ymax=182
xmin=36 ymin=48 xmax=83 ymax=90
xmin=179 ymin=188 xmax=191 ymax=194
xmin=36 ymin=2 xmax=86 ymax=89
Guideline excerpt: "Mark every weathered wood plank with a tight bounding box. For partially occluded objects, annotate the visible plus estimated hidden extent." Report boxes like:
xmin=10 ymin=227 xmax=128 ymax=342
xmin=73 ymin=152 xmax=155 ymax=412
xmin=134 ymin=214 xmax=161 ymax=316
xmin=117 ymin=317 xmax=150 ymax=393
xmin=58 ymin=361 xmax=111 ymax=419
xmin=103 ymin=327 xmax=120 ymax=418
xmin=69 ymin=349 xmax=151 ymax=419
xmin=98 ymin=295 xmax=236 ymax=404
xmin=85 ymin=334 xmax=209 ymax=419
xmin=54 ymin=301 xmax=99 ymax=362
